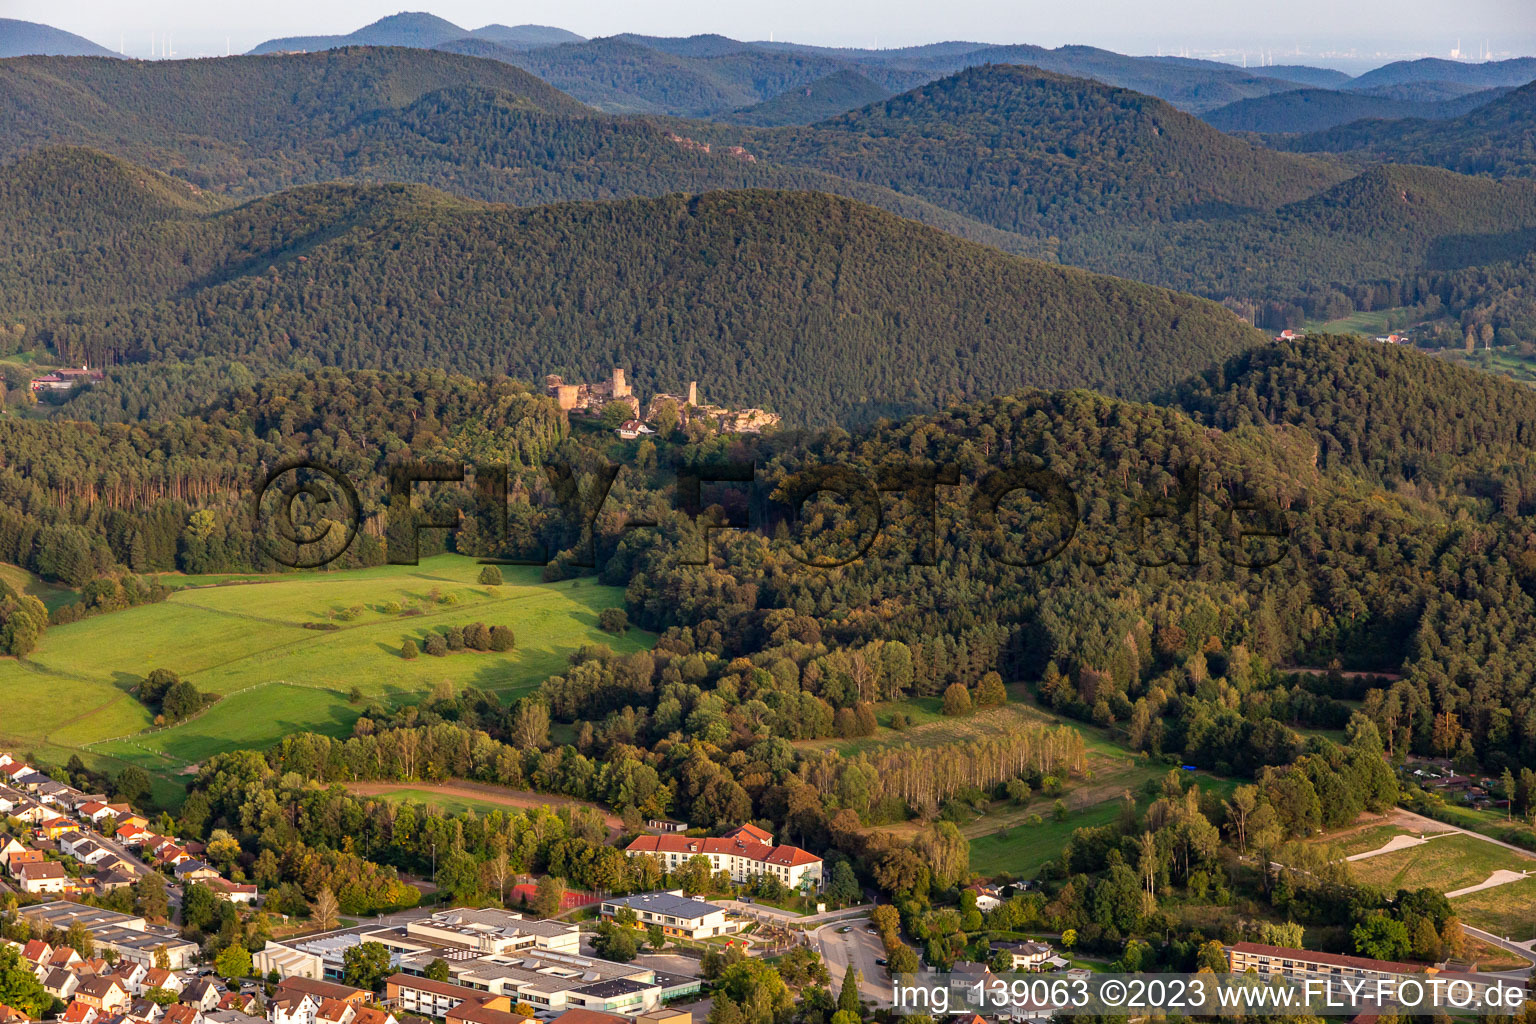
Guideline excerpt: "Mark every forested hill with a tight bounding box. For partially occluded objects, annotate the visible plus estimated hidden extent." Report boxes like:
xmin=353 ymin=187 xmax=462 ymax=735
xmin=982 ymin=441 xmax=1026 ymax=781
xmin=1202 ymin=86 xmax=1506 ymax=135
xmin=742 ymin=64 xmax=1347 ymax=237
xmin=1060 ymin=163 xmax=1536 ymax=317
xmin=1174 ymin=334 xmax=1536 ymax=486
xmin=1278 ymin=80 xmax=1536 ymax=177
xmin=0 ymin=19 xmax=115 ymax=58
xmin=0 ymin=152 xmax=1265 ymax=425
xmin=1348 ymin=55 xmax=1536 ymax=92
xmin=436 ymin=36 xmax=874 ymax=118
xmin=723 ymin=70 xmax=892 ymax=126
xmin=0 ymin=51 xmax=1036 ymax=253
xmin=0 ymin=47 xmax=589 ymax=167
xmin=0 ymin=148 xmax=223 ymax=243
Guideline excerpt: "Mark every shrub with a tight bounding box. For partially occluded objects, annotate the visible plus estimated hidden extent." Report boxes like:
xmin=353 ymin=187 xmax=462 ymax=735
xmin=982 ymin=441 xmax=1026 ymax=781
xmin=464 ymin=622 xmax=491 ymax=650
xmin=401 ymin=639 xmax=418 ymax=660
xmin=488 ymin=625 xmax=515 ymax=651
xmin=445 ymin=626 xmax=465 ymax=651
xmin=941 ymin=682 xmax=973 ymax=716
xmin=598 ymin=607 xmax=629 ymax=633
xmin=478 ymin=566 xmax=503 ymax=586
xmin=423 ymin=634 xmax=448 ymax=657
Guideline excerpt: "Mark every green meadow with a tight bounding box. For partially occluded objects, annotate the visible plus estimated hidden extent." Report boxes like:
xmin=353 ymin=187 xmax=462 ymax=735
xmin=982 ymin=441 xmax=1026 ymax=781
xmin=0 ymin=555 xmax=650 ymax=800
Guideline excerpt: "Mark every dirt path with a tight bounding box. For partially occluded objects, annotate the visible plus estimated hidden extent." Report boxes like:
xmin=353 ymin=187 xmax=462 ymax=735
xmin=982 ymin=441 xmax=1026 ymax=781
xmin=348 ymin=780 xmax=623 ymax=831
xmin=1446 ymin=869 xmax=1531 ymax=899
xmin=1347 ymin=832 xmax=1440 ymax=861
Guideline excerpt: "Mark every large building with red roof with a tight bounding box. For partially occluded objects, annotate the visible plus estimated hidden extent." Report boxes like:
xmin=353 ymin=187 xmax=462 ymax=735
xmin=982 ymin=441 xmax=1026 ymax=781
xmin=623 ymin=824 xmax=822 ymax=890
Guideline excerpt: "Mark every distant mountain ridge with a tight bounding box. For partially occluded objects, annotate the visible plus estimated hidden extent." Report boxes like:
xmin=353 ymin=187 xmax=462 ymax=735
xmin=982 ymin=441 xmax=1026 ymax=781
xmin=1277 ymin=79 xmax=1536 ymax=176
xmin=724 ymin=70 xmax=893 ymax=126
xmin=250 ymin=12 xmax=582 ymax=55
xmin=1347 ymin=55 xmax=1536 ymax=91
xmin=0 ymin=18 xmax=115 ymax=58
xmin=1204 ymin=85 xmax=1508 ymax=134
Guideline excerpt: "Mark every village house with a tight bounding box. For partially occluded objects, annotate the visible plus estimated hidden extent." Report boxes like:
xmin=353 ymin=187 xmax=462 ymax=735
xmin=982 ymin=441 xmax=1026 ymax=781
xmin=140 ymin=968 xmax=183 ymax=998
xmin=266 ymin=992 xmax=319 ymax=1024
xmin=59 ymin=1001 xmax=98 ymax=1024
xmin=174 ymin=860 xmax=219 ymax=884
xmin=312 ymin=999 xmax=355 ymax=1024
xmin=0 ymin=836 xmax=25 ymax=870
xmin=15 ymin=860 xmax=69 ymax=894
xmin=74 ymin=976 xmax=132 ymax=1015
xmin=161 ymin=1003 xmax=203 ymax=1024
xmin=996 ymin=939 xmax=1057 ymax=971
xmin=613 ymin=420 xmax=653 ymax=440
xmin=35 ymin=816 xmax=80 ymax=841
xmin=44 ymin=968 xmax=81 ymax=1002
xmin=182 ymin=979 xmax=222 ymax=1012
xmin=216 ymin=993 xmax=260 ymax=1016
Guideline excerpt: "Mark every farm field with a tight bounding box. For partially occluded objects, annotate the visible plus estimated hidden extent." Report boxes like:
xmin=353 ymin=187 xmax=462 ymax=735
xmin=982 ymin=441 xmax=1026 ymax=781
xmin=0 ymin=555 xmax=650 ymax=799
xmin=1346 ymin=833 xmax=1535 ymax=893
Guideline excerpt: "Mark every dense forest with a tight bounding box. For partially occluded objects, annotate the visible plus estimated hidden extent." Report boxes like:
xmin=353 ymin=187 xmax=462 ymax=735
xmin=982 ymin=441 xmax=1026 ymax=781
xmin=9 ymin=335 xmax=1536 ymax=775
xmin=1202 ymin=85 xmax=1506 ymax=135
xmin=1277 ymin=81 xmax=1536 ymax=177
xmin=722 ymin=70 xmax=893 ymax=127
xmin=3 ymin=47 xmax=1532 ymax=335
xmin=0 ymin=149 xmax=1264 ymax=425
xmin=739 ymin=65 xmax=1347 ymax=238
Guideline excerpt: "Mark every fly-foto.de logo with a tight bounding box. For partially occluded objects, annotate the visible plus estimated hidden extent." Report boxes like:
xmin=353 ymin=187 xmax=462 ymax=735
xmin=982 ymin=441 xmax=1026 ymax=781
xmin=254 ymin=458 xmax=1292 ymax=572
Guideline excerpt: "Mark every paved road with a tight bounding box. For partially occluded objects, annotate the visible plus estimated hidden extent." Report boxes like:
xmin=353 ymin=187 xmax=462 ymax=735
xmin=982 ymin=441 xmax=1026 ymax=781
xmin=1462 ymin=925 xmax=1536 ymax=972
xmin=812 ymin=919 xmax=888 ymax=1006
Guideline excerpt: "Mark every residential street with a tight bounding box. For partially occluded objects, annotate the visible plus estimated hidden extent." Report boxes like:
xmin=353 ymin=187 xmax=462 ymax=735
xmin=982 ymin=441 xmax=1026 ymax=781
xmin=811 ymin=918 xmax=889 ymax=1006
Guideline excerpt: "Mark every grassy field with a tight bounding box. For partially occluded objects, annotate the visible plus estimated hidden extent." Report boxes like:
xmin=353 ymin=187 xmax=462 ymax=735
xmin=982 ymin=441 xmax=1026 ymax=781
xmin=0 ymin=555 xmax=650 ymax=800
xmin=1347 ymin=834 xmax=1534 ymax=893
xmin=352 ymin=787 xmax=527 ymax=818
xmin=1302 ymin=308 xmax=1420 ymax=336
xmin=1452 ymin=874 xmax=1536 ymax=942
xmin=0 ymin=562 xmax=79 ymax=612
xmin=1309 ymin=823 xmax=1417 ymax=859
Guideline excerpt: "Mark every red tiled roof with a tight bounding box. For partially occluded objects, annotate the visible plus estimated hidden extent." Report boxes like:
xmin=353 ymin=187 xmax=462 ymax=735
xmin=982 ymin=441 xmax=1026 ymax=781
xmin=624 ymin=833 xmax=819 ymax=868
xmin=722 ymin=823 xmax=773 ymax=844
xmin=547 ymin=1012 xmax=628 ymax=1024
xmin=274 ymin=979 xmax=366 ymax=1004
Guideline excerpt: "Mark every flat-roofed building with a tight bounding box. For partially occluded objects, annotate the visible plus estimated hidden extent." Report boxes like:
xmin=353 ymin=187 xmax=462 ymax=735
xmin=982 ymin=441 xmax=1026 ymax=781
xmin=598 ymin=892 xmax=730 ymax=940
xmin=253 ymin=943 xmax=323 ymax=982
xmin=363 ymin=908 xmax=579 ymax=959
xmin=18 ymin=902 xmax=198 ymax=969
xmin=1226 ymin=942 xmax=1526 ymax=1005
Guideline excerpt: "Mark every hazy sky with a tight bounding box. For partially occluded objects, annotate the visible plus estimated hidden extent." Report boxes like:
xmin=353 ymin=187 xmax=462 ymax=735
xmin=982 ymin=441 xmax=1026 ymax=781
xmin=4 ymin=0 xmax=1533 ymax=63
